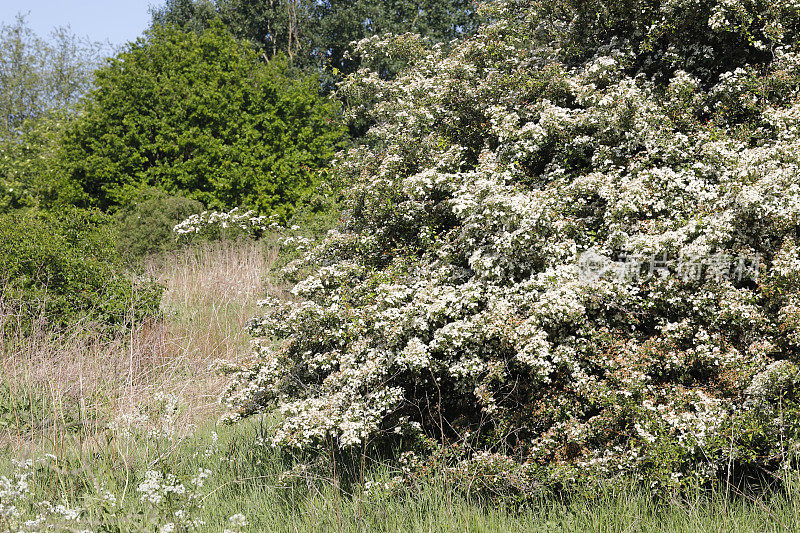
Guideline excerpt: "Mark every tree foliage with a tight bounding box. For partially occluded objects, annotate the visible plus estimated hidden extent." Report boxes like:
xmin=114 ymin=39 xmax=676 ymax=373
xmin=313 ymin=0 xmax=481 ymax=75
xmin=0 ymin=17 xmax=104 ymax=212
xmin=150 ymin=0 xmax=481 ymax=74
xmin=151 ymin=0 xmax=314 ymax=62
xmin=0 ymin=112 xmax=78 ymax=211
xmin=0 ymin=15 xmax=104 ymax=140
xmin=60 ymin=23 xmax=345 ymax=216
xmin=222 ymin=0 xmax=800 ymax=494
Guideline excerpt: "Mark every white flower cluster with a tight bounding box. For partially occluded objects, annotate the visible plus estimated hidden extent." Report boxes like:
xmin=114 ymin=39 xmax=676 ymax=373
xmin=174 ymin=207 xmax=274 ymax=239
xmin=0 ymin=434 xmax=235 ymax=531
xmin=0 ymin=459 xmax=87 ymax=531
xmin=108 ymin=391 xmax=183 ymax=441
xmin=224 ymin=0 xmax=800 ymax=490
xmin=0 ymin=461 xmax=32 ymax=523
xmin=745 ymin=360 xmax=800 ymax=409
xmin=137 ymin=467 xmax=213 ymax=531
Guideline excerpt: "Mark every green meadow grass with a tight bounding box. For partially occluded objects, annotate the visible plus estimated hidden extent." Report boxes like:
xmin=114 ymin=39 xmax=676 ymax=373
xmin=6 ymin=417 xmax=799 ymax=532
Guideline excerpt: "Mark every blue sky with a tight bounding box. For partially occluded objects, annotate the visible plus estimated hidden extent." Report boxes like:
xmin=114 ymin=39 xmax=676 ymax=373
xmin=1 ymin=1 xmax=160 ymax=47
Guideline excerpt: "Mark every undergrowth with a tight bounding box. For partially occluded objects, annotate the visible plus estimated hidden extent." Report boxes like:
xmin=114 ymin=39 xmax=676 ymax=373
xmin=0 ymin=239 xmax=798 ymax=531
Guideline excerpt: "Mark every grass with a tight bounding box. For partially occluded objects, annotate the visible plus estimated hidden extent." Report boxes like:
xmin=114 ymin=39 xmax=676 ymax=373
xmin=0 ymin=238 xmax=799 ymax=531
xmin=5 ymin=414 xmax=800 ymax=532
xmin=7 ymin=417 xmax=800 ymax=532
xmin=0 ymin=239 xmax=280 ymax=447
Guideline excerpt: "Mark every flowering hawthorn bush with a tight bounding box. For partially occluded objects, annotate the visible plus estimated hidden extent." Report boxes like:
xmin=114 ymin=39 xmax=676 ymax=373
xmin=173 ymin=208 xmax=272 ymax=242
xmin=223 ymin=0 xmax=800 ymax=492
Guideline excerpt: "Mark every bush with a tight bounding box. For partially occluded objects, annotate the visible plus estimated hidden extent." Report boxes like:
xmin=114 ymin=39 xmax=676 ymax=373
xmin=113 ymin=187 xmax=203 ymax=261
xmin=221 ymin=0 xmax=800 ymax=495
xmin=171 ymin=174 xmax=343 ymax=246
xmin=60 ymin=23 xmax=345 ymax=218
xmin=0 ymin=208 xmax=162 ymax=331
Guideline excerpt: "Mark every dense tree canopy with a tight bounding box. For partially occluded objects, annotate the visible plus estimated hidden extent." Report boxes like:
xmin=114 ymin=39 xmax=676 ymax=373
xmin=60 ymin=23 xmax=345 ymax=216
xmin=222 ymin=0 xmax=800 ymax=494
xmin=150 ymin=0 xmax=481 ymax=74
xmin=0 ymin=111 xmax=77 ymax=211
xmin=151 ymin=0 xmax=312 ymax=62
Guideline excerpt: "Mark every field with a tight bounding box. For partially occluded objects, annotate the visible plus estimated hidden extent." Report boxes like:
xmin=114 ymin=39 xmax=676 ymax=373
xmin=4 ymin=0 xmax=800 ymax=529
xmin=0 ymin=239 xmax=796 ymax=532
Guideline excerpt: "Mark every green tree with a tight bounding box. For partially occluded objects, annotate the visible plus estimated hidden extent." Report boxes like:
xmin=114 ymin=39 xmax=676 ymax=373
xmin=149 ymin=0 xmax=220 ymax=35
xmin=0 ymin=15 xmax=104 ymax=140
xmin=60 ymin=23 xmax=345 ymax=217
xmin=0 ymin=111 xmax=82 ymax=211
xmin=0 ymin=16 xmax=46 ymax=137
xmin=0 ymin=16 xmax=104 ymax=212
xmin=149 ymin=0 xmax=480 ymax=74
xmin=150 ymin=0 xmax=316 ymax=64
xmin=314 ymin=0 xmax=480 ymax=76
xmin=218 ymin=0 xmax=314 ymax=63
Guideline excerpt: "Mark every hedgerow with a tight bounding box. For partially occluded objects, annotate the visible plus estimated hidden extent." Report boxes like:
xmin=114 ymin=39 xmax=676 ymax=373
xmin=0 ymin=209 xmax=162 ymax=331
xmin=221 ymin=0 xmax=800 ymax=493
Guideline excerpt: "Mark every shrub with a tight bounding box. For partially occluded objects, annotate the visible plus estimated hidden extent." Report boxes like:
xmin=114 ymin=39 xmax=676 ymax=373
xmin=220 ymin=0 xmax=800 ymax=494
xmin=113 ymin=187 xmax=203 ymax=261
xmin=0 ymin=208 xmax=162 ymax=331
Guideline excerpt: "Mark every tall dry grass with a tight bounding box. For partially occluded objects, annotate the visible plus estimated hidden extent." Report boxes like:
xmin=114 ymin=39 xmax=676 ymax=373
xmin=0 ymin=238 xmax=282 ymax=452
